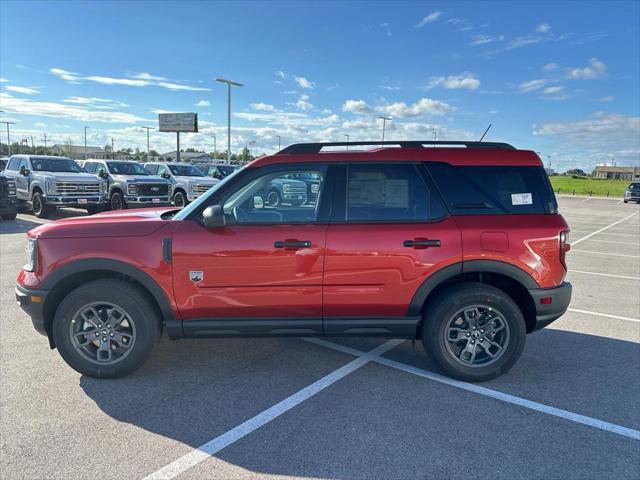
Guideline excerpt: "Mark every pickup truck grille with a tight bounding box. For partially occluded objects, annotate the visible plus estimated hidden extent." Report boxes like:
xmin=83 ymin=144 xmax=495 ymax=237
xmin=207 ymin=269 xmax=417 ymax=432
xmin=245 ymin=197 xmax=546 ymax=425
xmin=138 ymin=183 xmax=169 ymax=196
xmin=283 ymin=185 xmax=307 ymax=195
xmin=51 ymin=182 xmax=101 ymax=194
xmin=192 ymin=184 xmax=213 ymax=195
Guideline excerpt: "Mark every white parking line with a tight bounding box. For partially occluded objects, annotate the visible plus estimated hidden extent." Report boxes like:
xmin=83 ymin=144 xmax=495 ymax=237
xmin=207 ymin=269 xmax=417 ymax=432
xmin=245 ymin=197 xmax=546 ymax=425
xmin=16 ymin=214 xmax=49 ymax=225
xmin=304 ymin=338 xmax=640 ymax=441
xmin=567 ymin=308 xmax=640 ymax=324
xmin=143 ymin=339 xmax=404 ymax=480
xmin=582 ymin=239 xmax=640 ymax=246
xmin=570 ymin=250 xmax=640 ymax=258
xmin=568 ymin=270 xmax=640 ymax=280
xmin=572 ymin=211 xmax=639 ymax=246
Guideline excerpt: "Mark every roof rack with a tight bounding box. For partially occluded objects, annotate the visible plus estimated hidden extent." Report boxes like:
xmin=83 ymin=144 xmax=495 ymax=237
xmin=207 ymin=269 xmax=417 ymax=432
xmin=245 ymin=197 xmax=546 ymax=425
xmin=278 ymin=140 xmax=516 ymax=154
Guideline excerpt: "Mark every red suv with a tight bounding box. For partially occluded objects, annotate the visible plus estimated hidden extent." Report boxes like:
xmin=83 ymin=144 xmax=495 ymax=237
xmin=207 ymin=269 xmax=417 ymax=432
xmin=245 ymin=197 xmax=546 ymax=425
xmin=16 ymin=141 xmax=571 ymax=382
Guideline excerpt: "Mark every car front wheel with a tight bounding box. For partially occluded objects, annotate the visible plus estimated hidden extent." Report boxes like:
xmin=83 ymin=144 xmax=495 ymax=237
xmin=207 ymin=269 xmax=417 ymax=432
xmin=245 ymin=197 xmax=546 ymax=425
xmin=110 ymin=191 xmax=125 ymax=210
xmin=173 ymin=191 xmax=187 ymax=208
xmin=31 ymin=191 xmax=52 ymax=218
xmin=52 ymin=279 xmax=160 ymax=378
xmin=422 ymin=283 xmax=526 ymax=382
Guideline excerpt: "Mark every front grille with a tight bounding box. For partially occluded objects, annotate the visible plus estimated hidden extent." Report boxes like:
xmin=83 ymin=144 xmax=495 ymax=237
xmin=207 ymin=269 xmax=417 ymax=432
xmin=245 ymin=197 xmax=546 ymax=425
xmin=283 ymin=185 xmax=307 ymax=195
xmin=192 ymin=184 xmax=213 ymax=195
xmin=139 ymin=183 xmax=169 ymax=196
xmin=52 ymin=182 xmax=101 ymax=195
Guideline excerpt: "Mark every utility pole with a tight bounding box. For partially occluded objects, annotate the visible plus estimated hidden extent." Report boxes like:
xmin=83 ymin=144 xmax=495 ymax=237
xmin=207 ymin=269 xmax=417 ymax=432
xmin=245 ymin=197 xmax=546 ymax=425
xmin=344 ymin=134 xmax=349 ymax=151
xmin=176 ymin=132 xmax=180 ymax=162
xmin=84 ymin=126 xmax=89 ymax=159
xmin=433 ymin=130 xmax=437 ymax=142
xmin=0 ymin=121 xmax=16 ymax=156
xmin=276 ymin=135 xmax=281 ymax=151
xmin=216 ymin=77 xmax=244 ymax=165
xmin=547 ymin=155 xmax=551 ymax=170
xmin=111 ymin=137 xmax=115 ymax=159
xmin=213 ymin=133 xmax=217 ymax=161
xmin=43 ymin=133 xmax=48 ymax=154
xmin=30 ymin=135 xmax=34 ymax=152
xmin=142 ymin=126 xmax=154 ymax=159
xmin=378 ymin=116 xmax=391 ymax=143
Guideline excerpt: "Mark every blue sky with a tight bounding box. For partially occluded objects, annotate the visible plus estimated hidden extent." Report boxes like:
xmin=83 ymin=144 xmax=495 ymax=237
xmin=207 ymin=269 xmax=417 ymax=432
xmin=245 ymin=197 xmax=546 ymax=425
xmin=1 ymin=0 xmax=638 ymax=170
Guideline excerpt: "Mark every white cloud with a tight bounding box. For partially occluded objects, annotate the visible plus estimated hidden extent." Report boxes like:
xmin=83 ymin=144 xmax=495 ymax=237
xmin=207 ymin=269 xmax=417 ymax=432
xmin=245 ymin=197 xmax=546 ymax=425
xmin=63 ymin=96 xmax=130 ymax=109
xmin=447 ymin=17 xmax=473 ymax=31
xmin=380 ymin=85 xmax=401 ymax=91
xmin=379 ymin=22 xmax=392 ymax=36
xmin=469 ymin=34 xmax=504 ymax=46
xmin=534 ymin=112 xmax=640 ymax=146
xmin=133 ymin=72 xmax=167 ymax=81
xmin=156 ymin=81 xmax=210 ymax=92
xmin=415 ymin=11 xmax=442 ymax=28
xmin=428 ymin=73 xmax=480 ymax=90
xmin=195 ymin=100 xmax=210 ymax=107
xmin=542 ymin=62 xmax=558 ymax=71
xmin=294 ymin=76 xmax=315 ymax=89
xmin=567 ymin=57 xmax=607 ymax=79
xmin=251 ymin=102 xmax=278 ymax=112
xmin=376 ymin=97 xmax=455 ymax=117
xmin=50 ymin=67 xmax=81 ymax=82
xmin=536 ymin=23 xmax=551 ymax=33
xmin=34 ymin=122 xmax=46 ymax=127
xmin=597 ymin=96 xmax=614 ymax=103
xmin=4 ymin=85 xmax=40 ymax=95
xmin=295 ymin=94 xmax=313 ymax=111
xmin=519 ymin=79 xmax=546 ymax=92
xmin=275 ymin=70 xmax=287 ymax=80
xmin=82 ymin=75 xmax=152 ymax=87
xmin=0 ymin=78 xmax=8 ymax=82
xmin=342 ymin=99 xmax=372 ymax=114
xmin=543 ymin=86 xmax=564 ymax=95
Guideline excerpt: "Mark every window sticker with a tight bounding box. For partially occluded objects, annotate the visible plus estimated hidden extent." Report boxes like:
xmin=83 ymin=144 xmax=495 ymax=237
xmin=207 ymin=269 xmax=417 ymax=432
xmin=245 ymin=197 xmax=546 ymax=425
xmin=385 ymin=179 xmax=409 ymax=207
xmin=511 ymin=193 xmax=533 ymax=205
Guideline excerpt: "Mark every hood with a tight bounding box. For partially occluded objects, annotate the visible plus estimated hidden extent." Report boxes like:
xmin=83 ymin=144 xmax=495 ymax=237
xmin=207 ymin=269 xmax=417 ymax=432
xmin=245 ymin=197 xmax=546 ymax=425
xmin=112 ymin=174 xmax=169 ymax=183
xmin=29 ymin=207 xmax=177 ymax=240
xmin=174 ymin=175 xmax=219 ymax=185
xmin=42 ymin=173 xmax=103 ymax=182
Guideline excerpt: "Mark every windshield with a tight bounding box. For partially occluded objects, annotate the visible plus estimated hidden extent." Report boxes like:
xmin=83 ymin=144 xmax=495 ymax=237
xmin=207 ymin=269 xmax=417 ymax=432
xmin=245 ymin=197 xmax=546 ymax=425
xmin=107 ymin=162 xmax=148 ymax=175
xmin=173 ymin=166 xmax=245 ymax=220
xmin=31 ymin=157 xmax=83 ymax=173
xmin=169 ymin=165 xmax=205 ymax=177
xmin=629 ymin=183 xmax=640 ymax=190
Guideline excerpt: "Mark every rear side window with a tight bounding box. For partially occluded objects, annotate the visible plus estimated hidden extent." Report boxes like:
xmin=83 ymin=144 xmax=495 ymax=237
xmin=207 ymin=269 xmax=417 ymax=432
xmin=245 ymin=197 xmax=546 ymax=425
xmin=338 ymin=163 xmax=447 ymax=222
xmin=427 ymin=162 xmax=557 ymax=214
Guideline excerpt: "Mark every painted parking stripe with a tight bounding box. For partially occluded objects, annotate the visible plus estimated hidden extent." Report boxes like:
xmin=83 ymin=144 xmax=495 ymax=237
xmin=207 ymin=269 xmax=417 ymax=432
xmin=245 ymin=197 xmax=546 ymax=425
xmin=572 ymin=211 xmax=639 ymax=246
xmin=570 ymin=250 xmax=640 ymax=259
xmin=304 ymin=338 xmax=640 ymax=441
xmin=143 ymin=339 xmax=403 ymax=480
xmin=567 ymin=308 xmax=640 ymax=324
xmin=568 ymin=270 xmax=640 ymax=280
xmin=15 ymin=214 xmax=49 ymax=225
xmin=582 ymin=239 xmax=640 ymax=246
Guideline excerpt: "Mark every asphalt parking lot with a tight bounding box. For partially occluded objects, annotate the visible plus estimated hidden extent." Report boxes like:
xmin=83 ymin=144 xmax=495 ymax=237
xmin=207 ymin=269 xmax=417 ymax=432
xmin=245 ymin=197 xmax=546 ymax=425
xmin=1 ymin=197 xmax=639 ymax=480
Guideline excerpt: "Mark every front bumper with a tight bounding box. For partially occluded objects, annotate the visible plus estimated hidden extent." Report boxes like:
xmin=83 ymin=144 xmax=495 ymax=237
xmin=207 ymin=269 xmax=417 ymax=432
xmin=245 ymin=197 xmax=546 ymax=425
xmin=624 ymin=193 xmax=640 ymax=201
xmin=0 ymin=196 xmax=17 ymax=214
xmin=44 ymin=195 xmax=106 ymax=206
xmin=125 ymin=195 xmax=171 ymax=207
xmin=528 ymin=282 xmax=572 ymax=331
xmin=15 ymin=284 xmax=48 ymax=337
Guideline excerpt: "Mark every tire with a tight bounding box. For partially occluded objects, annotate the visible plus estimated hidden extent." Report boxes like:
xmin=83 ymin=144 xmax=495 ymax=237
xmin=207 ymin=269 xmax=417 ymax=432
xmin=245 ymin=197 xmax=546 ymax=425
xmin=110 ymin=191 xmax=125 ymax=210
xmin=623 ymin=200 xmax=628 ymax=203
xmin=52 ymin=279 xmax=160 ymax=378
xmin=266 ymin=190 xmax=281 ymax=207
xmin=173 ymin=190 xmax=187 ymax=208
xmin=422 ymin=283 xmax=526 ymax=382
xmin=31 ymin=191 xmax=52 ymax=219
xmin=1 ymin=212 xmax=17 ymax=220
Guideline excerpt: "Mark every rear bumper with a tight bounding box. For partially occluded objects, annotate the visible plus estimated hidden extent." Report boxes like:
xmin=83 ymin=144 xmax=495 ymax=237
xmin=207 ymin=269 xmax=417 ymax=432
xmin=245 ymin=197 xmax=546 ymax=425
xmin=528 ymin=282 xmax=572 ymax=331
xmin=15 ymin=284 xmax=49 ymax=336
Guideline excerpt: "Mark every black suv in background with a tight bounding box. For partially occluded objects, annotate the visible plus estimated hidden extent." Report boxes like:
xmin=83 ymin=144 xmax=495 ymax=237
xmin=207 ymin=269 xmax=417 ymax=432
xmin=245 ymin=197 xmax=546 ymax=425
xmin=624 ymin=181 xmax=640 ymax=203
xmin=0 ymin=172 xmax=18 ymax=220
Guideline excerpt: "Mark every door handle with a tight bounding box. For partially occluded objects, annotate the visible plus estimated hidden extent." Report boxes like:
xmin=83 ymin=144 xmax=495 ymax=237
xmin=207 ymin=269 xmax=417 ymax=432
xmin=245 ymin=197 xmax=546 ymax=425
xmin=274 ymin=240 xmax=312 ymax=249
xmin=403 ymin=239 xmax=441 ymax=248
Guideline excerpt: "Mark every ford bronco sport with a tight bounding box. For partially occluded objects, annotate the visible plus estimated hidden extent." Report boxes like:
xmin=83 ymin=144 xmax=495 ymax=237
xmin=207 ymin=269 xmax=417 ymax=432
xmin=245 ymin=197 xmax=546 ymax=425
xmin=16 ymin=141 xmax=571 ymax=381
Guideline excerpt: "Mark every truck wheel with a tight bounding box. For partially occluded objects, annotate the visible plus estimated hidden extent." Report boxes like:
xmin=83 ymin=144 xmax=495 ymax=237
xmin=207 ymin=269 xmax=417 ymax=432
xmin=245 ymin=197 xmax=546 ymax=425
xmin=31 ymin=191 xmax=51 ymax=219
xmin=422 ymin=283 xmax=526 ymax=382
xmin=173 ymin=190 xmax=187 ymax=208
xmin=110 ymin=191 xmax=125 ymax=210
xmin=266 ymin=190 xmax=281 ymax=207
xmin=52 ymin=279 xmax=160 ymax=378
xmin=1 ymin=213 xmax=17 ymax=220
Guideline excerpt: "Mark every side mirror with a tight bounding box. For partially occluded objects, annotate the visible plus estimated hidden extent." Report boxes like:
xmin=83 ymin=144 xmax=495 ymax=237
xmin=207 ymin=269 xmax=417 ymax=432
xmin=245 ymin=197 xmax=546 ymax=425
xmin=161 ymin=172 xmax=171 ymax=180
xmin=19 ymin=166 xmax=30 ymax=176
xmin=98 ymin=169 xmax=108 ymax=179
xmin=202 ymin=205 xmax=226 ymax=229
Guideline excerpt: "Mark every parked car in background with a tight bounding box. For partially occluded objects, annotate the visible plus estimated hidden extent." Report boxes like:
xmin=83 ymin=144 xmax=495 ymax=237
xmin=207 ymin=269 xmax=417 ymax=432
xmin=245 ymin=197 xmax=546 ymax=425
xmin=144 ymin=162 xmax=218 ymax=207
xmin=193 ymin=163 xmax=239 ymax=180
xmin=285 ymin=171 xmax=321 ymax=205
xmin=79 ymin=160 xmax=171 ymax=210
xmin=623 ymin=181 xmax=640 ymax=203
xmin=0 ymin=157 xmax=9 ymax=171
xmin=0 ymin=172 xmax=18 ymax=220
xmin=2 ymin=155 xmax=106 ymax=218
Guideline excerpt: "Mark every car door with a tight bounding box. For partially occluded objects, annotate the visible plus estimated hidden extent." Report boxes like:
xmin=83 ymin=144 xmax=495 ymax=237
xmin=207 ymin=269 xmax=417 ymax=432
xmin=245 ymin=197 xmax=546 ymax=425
xmin=323 ymin=162 xmax=462 ymax=336
xmin=171 ymin=163 xmax=334 ymax=335
xmin=14 ymin=158 xmax=31 ymax=199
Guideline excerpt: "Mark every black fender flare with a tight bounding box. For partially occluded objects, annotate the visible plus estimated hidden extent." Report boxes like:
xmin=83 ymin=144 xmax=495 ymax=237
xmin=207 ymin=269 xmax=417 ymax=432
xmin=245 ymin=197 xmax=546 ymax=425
xmin=406 ymin=260 xmax=538 ymax=316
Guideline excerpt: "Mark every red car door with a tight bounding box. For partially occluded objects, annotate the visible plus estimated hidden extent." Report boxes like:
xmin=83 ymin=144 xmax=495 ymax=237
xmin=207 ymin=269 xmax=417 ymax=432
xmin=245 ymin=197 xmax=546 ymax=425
xmin=323 ymin=162 xmax=462 ymax=335
xmin=171 ymin=163 xmax=333 ymax=335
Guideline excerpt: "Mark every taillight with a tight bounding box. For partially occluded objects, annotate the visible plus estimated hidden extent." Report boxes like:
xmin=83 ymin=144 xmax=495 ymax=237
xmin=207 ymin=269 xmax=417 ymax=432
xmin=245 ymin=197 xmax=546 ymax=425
xmin=559 ymin=230 xmax=570 ymax=268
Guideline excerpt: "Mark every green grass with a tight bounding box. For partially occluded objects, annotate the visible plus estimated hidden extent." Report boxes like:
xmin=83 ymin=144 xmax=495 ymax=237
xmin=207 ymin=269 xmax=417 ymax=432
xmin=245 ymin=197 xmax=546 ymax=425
xmin=549 ymin=176 xmax=630 ymax=197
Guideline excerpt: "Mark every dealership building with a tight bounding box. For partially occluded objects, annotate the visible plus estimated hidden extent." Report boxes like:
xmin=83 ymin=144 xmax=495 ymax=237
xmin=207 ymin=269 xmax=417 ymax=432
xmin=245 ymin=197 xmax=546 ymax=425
xmin=593 ymin=166 xmax=640 ymax=180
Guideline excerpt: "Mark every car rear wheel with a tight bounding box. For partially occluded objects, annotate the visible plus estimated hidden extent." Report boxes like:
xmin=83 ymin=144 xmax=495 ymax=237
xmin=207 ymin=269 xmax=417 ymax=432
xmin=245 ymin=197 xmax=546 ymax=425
xmin=422 ymin=283 xmax=526 ymax=382
xmin=52 ymin=279 xmax=160 ymax=378
xmin=173 ymin=191 xmax=187 ymax=208
xmin=31 ymin=191 xmax=52 ymax=219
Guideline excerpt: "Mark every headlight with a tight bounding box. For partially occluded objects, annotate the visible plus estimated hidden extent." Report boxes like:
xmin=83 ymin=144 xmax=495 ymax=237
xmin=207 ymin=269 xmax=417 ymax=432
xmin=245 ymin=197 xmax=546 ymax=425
xmin=127 ymin=183 xmax=139 ymax=195
xmin=283 ymin=184 xmax=291 ymax=193
xmin=7 ymin=181 xmax=16 ymax=195
xmin=100 ymin=181 xmax=107 ymax=194
xmin=190 ymin=184 xmax=197 ymax=194
xmin=24 ymin=238 xmax=37 ymax=272
xmin=311 ymin=183 xmax=319 ymax=193
xmin=46 ymin=182 xmax=57 ymax=195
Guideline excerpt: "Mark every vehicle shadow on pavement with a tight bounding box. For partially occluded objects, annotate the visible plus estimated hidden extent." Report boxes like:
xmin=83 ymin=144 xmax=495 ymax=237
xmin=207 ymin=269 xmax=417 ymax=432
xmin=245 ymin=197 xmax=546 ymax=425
xmin=78 ymin=329 xmax=640 ymax=479
xmin=0 ymin=218 xmax=43 ymax=234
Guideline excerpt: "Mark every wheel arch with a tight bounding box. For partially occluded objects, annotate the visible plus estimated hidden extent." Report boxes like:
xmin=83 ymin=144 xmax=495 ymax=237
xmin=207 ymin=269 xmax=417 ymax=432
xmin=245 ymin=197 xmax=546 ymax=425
xmin=409 ymin=260 xmax=538 ymax=334
xmin=40 ymin=259 xmax=178 ymax=347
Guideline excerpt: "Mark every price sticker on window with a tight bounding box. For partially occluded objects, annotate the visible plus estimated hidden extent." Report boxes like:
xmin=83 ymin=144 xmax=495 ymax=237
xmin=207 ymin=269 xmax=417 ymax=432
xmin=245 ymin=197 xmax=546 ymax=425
xmin=511 ymin=193 xmax=533 ymax=205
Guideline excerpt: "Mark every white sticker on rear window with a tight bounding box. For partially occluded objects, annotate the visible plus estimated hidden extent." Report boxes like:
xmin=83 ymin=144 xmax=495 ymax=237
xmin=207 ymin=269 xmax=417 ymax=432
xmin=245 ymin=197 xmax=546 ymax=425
xmin=511 ymin=193 xmax=533 ymax=205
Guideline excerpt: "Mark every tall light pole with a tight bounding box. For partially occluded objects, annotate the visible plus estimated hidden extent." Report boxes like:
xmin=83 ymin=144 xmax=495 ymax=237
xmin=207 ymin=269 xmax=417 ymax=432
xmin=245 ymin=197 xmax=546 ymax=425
xmin=213 ymin=133 xmax=217 ymax=160
xmin=0 ymin=121 xmax=16 ymax=156
xmin=84 ymin=126 xmax=89 ymax=159
xmin=142 ymin=126 xmax=154 ymax=159
xmin=111 ymin=137 xmax=115 ymax=159
xmin=43 ymin=132 xmax=48 ymax=154
xmin=378 ymin=116 xmax=391 ymax=142
xmin=344 ymin=133 xmax=350 ymax=151
xmin=216 ymin=78 xmax=243 ymax=165
xmin=276 ymin=135 xmax=281 ymax=151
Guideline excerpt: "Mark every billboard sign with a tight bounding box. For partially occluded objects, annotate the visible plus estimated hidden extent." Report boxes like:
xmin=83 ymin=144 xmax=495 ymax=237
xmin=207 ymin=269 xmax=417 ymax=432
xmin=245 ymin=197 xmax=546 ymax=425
xmin=158 ymin=112 xmax=198 ymax=133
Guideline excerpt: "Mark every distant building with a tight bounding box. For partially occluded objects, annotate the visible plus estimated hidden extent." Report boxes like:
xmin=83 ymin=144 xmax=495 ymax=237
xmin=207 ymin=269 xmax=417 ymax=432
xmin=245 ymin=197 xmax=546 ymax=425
xmin=544 ymin=167 xmax=556 ymax=176
xmin=161 ymin=151 xmax=213 ymax=163
xmin=50 ymin=145 xmax=109 ymax=159
xmin=593 ymin=166 xmax=640 ymax=180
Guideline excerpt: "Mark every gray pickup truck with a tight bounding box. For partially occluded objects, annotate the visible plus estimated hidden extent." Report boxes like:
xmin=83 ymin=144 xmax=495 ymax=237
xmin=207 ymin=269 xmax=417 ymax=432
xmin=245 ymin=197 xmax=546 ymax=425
xmin=80 ymin=160 xmax=172 ymax=210
xmin=2 ymin=155 xmax=107 ymax=218
xmin=144 ymin=162 xmax=219 ymax=207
